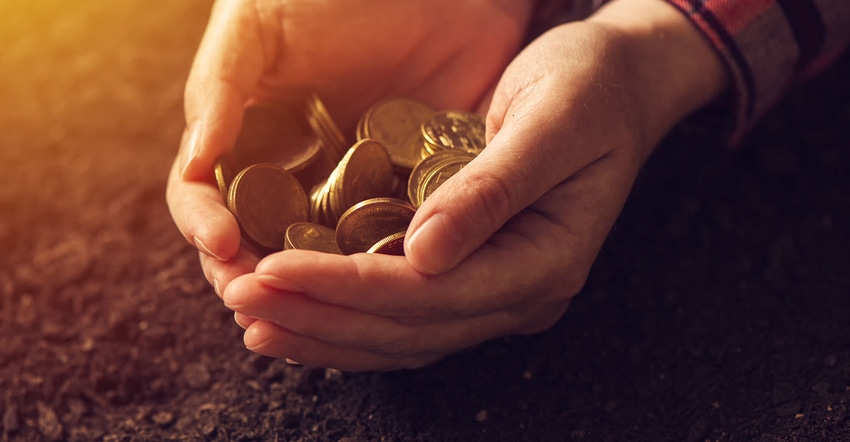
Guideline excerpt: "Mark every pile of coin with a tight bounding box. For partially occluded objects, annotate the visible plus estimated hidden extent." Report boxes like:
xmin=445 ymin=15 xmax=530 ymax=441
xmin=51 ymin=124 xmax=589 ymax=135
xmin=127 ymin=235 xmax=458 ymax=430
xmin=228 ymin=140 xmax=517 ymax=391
xmin=215 ymin=94 xmax=484 ymax=256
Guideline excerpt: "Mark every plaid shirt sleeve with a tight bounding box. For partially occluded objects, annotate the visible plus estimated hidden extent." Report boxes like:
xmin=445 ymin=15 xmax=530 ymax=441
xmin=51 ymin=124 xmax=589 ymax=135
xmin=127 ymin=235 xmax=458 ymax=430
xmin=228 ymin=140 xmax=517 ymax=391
xmin=661 ymin=0 xmax=850 ymax=143
xmin=533 ymin=0 xmax=850 ymax=144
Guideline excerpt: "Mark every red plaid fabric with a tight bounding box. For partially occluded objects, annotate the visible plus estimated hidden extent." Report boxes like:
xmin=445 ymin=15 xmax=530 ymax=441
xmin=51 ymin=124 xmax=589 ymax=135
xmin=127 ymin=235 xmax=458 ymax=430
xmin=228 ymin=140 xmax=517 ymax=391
xmin=533 ymin=0 xmax=850 ymax=143
xmin=658 ymin=0 xmax=850 ymax=142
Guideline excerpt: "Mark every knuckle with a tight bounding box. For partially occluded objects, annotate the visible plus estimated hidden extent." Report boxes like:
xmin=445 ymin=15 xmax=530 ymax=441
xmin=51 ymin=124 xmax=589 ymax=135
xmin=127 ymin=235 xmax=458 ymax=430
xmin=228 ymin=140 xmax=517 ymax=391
xmin=462 ymin=169 xmax=516 ymax=230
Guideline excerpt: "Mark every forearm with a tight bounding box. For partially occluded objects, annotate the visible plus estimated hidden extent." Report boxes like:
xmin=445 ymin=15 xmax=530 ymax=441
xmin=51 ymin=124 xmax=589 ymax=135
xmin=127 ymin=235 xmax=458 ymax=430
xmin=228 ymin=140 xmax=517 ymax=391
xmin=586 ymin=0 xmax=728 ymax=156
xmin=590 ymin=0 xmax=849 ymax=145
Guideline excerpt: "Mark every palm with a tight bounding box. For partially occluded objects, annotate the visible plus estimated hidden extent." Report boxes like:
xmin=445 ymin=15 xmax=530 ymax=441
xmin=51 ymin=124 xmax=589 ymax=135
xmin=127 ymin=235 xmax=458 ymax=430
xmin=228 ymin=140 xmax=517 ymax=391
xmin=245 ymin=0 xmax=532 ymax=129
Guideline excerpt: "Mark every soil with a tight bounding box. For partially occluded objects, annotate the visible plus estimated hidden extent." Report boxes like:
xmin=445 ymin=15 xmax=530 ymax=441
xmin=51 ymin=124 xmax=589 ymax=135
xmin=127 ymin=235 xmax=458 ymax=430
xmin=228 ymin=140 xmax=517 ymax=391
xmin=1 ymin=1 xmax=849 ymax=441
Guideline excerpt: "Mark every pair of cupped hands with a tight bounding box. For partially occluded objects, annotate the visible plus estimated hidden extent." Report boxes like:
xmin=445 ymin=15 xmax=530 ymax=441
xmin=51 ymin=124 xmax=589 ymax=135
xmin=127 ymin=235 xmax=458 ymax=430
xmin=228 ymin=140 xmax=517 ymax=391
xmin=166 ymin=0 xmax=725 ymax=371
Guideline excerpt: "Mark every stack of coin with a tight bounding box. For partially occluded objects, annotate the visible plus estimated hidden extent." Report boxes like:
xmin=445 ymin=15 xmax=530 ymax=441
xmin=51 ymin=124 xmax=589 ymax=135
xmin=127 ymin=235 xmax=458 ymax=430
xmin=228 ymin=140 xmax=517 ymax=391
xmin=307 ymin=138 xmax=395 ymax=228
xmin=305 ymin=92 xmax=349 ymax=165
xmin=217 ymin=95 xmax=486 ymax=256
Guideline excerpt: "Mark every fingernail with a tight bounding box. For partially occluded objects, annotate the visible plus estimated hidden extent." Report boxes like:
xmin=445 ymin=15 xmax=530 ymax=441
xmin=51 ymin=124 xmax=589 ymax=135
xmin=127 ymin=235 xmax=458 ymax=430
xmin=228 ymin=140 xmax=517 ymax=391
xmin=285 ymin=358 xmax=303 ymax=366
xmin=213 ymin=278 xmax=223 ymax=300
xmin=181 ymin=123 xmax=202 ymax=179
xmin=233 ymin=313 xmax=255 ymax=330
xmin=255 ymin=274 xmax=307 ymax=293
xmin=405 ymin=213 xmax=464 ymax=275
xmin=194 ymin=236 xmax=226 ymax=261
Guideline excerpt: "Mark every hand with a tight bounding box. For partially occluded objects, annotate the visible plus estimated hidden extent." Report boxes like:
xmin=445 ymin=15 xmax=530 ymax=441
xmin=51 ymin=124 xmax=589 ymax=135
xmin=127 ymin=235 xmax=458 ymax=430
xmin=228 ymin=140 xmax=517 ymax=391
xmin=219 ymin=0 xmax=728 ymax=371
xmin=166 ymin=0 xmax=535 ymax=272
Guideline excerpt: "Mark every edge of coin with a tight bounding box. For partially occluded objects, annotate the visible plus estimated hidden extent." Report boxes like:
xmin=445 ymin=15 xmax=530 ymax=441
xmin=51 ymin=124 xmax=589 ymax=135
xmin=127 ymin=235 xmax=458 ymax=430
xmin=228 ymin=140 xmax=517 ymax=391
xmin=366 ymin=230 xmax=406 ymax=255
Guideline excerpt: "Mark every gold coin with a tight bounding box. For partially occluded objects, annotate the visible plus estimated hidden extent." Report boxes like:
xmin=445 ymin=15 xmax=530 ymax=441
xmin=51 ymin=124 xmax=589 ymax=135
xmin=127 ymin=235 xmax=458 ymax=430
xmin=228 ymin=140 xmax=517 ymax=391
xmin=407 ymin=150 xmax=476 ymax=207
xmin=330 ymin=139 xmax=395 ymax=219
xmin=217 ymin=96 xmax=489 ymax=256
xmin=294 ymin=146 xmax=336 ymax=201
xmin=320 ymin=177 xmax=336 ymax=227
xmin=274 ymin=134 xmax=323 ymax=174
xmin=306 ymin=93 xmax=348 ymax=163
xmin=366 ymin=230 xmax=406 ymax=255
xmin=361 ymin=98 xmax=435 ymax=173
xmin=215 ymin=103 xmax=320 ymax=199
xmin=417 ymin=153 xmax=475 ymax=206
xmin=421 ymin=142 xmax=434 ymax=160
xmin=285 ymin=222 xmax=343 ymax=254
xmin=335 ymin=197 xmax=416 ymax=255
xmin=214 ymin=153 xmax=238 ymax=200
xmin=227 ymin=163 xmax=309 ymax=251
xmin=308 ymin=178 xmax=338 ymax=228
xmin=421 ymin=111 xmax=486 ymax=155
xmin=308 ymin=180 xmax=326 ymax=226
xmin=355 ymin=112 xmax=368 ymax=141
xmin=326 ymin=160 xmax=346 ymax=221
xmin=235 ymin=104 xmax=319 ymax=169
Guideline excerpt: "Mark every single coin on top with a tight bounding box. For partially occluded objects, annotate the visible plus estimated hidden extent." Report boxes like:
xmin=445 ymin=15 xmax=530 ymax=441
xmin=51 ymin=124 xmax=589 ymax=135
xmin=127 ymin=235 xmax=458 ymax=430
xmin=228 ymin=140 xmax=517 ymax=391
xmin=227 ymin=163 xmax=309 ymax=252
xmin=214 ymin=103 xmax=320 ymax=199
xmin=417 ymin=154 xmax=476 ymax=207
xmin=335 ymin=197 xmax=416 ymax=255
xmin=360 ymin=98 xmax=435 ymax=173
xmin=407 ymin=150 xmax=477 ymax=207
xmin=329 ymin=139 xmax=395 ymax=220
xmin=421 ymin=110 xmax=486 ymax=155
xmin=234 ymin=103 xmax=320 ymax=170
xmin=285 ymin=222 xmax=343 ymax=254
xmin=366 ymin=230 xmax=406 ymax=256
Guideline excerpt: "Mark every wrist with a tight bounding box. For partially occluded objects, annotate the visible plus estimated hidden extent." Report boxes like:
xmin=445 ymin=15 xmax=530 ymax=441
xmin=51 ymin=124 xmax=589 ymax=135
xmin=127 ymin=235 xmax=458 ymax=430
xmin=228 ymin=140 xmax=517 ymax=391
xmin=587 ymin=0 xmax=728 ymax=155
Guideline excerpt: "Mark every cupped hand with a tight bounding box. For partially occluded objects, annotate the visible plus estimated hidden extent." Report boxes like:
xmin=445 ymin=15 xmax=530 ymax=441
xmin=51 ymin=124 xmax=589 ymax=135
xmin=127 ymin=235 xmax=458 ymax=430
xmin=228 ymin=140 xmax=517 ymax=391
xmin=200 ymin=0 xmax=727 ymax=371
xmin=221 ymin=9 xmax=718 ymax=370
xmin=166 ymin=0 xmax=535 ymax=283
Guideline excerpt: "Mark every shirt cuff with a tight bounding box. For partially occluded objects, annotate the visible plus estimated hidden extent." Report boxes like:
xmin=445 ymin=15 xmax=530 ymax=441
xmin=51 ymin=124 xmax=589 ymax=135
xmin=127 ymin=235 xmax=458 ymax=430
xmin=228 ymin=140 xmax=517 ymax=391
xmin=663 ymin=0 xmax=849 ymax=145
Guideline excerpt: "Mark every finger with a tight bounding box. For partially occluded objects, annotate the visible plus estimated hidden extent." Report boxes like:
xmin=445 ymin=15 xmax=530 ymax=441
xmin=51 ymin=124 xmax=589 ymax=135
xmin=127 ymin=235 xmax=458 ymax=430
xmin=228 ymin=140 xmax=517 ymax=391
xmin=199 ymin=245 xmax=260 ymax=299
xmin=167 ymin=157 xmax=241 ymax=261
xmin=252 ymin=236 xmax=559 ymax=322
xmin=242 ymin=320 xmax=440 ymax=371
xmin=167 ymin=0 xmax=277 ymax=260
xmin=250 ymin=148 xmax=630 ymax=323
xmin=234 ymin=312 xmax=257 ymax=330
xmin=223 ymin=273 xmax=518 ymax=358
xmin=404 ymin=68 xmax=617 ymax=275
xmin=180 ymin=0 xmax=276 ymax=180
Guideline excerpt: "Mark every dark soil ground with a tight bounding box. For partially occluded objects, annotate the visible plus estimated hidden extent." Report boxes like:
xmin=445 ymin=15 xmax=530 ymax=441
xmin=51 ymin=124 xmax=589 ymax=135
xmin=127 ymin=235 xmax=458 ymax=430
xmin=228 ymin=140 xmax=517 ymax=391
xmin=2 ymin=1 xmax=849 ymax=441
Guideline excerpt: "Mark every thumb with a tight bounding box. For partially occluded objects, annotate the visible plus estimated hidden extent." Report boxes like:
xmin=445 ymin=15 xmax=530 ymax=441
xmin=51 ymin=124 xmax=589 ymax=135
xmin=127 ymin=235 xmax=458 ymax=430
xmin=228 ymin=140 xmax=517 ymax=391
xmin=403 ymin=90 xmax=607 ymax=275
xmin=168 ymin=0 xmax=279 ymax=261
xmin=179 ymin=0 xmax=271 ymax=181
